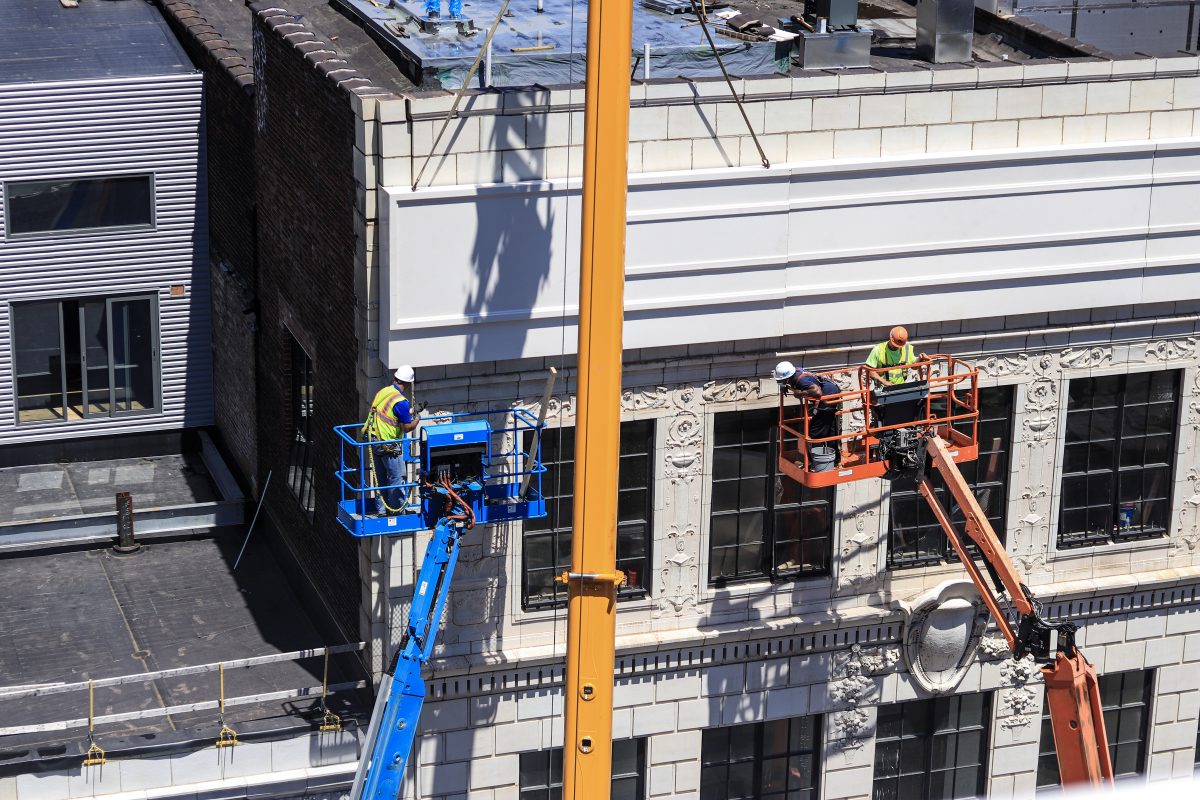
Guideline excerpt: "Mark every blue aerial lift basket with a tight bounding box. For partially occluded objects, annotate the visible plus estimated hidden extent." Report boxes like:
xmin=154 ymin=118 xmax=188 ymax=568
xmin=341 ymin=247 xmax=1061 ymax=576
xmin=333 ymin=407 xmax=547 ymax=537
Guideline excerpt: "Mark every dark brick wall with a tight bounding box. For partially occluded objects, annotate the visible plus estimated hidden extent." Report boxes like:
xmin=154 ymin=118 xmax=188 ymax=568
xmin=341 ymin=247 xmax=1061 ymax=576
xmin=151 ymin=0 xmax=260 ymax=489
xmin=251 ymin=7 xmax=363 ymax=641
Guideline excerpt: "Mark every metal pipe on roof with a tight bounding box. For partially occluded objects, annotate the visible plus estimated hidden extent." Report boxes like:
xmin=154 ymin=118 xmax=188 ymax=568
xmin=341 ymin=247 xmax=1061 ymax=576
xmin=776 ymin=313 xmax=1200 ymax=360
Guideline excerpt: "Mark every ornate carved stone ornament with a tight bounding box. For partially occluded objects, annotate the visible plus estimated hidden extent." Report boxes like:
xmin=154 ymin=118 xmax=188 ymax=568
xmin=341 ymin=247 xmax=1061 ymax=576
xmin=658 ymin=524 xmax=699 ymax=615
xmin=978 ymin=354 xmax=1030 ymax=378
xmin=829 ymin=643 xmax=900 ymax=745
xmin=897 ymin=580 xmax=990 ymax=695
xmin=1176 ymin=468 xmax=1200 ymax=553
xmin=1059 ymin=346 xmax=1113 ymax=371
xmin=701 ymin=378 xmax=761 ymax=404
xmin=1145 ymin=337 xmax=1197 ymax=362
xmin=998 ymin=656 xmax=1041 ymax=729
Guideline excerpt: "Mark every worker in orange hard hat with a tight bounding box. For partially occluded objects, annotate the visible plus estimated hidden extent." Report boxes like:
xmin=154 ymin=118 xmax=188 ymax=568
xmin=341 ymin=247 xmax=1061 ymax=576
xmin=865 ymin=326 xmax=928 ymax=386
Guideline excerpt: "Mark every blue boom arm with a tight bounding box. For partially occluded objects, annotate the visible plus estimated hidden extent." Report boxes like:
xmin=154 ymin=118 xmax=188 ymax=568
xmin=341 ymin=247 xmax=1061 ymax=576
xmin=349 ymin=478 xmax=476 ymax=800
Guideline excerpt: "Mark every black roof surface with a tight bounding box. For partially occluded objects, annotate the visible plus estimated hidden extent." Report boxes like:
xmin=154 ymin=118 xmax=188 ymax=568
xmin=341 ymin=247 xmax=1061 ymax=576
xmin=0 ymin=0 xmax=194 ymax=86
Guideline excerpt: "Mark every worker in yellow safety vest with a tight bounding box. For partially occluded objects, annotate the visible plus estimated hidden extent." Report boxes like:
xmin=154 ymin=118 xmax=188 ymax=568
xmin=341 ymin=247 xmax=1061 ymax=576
xmin=865 ymin=326 xmax=927 ymax=387
xmin=366 ymin=365 xmax=422 ymax=515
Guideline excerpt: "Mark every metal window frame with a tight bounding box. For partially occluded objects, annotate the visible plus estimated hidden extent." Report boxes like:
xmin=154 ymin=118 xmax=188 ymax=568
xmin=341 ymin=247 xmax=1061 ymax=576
xmin=520 ymin=420 xmax=655 ymax=611
xmin=10 ymin=292 xmax=162 ymax=426
xmin=872 ymin=693 xmax=992 ymax=799
xmin=518 ymin=737 xmax=646 ymax=798
xmin=887 ymin=385 xmax=1015 ymax=569
xmin=285 ymin=332 xmax=317 ymax=521
xmin=1056 ymin=371 xmax=1180 ymax=549
xmin=1037 ymin=668 xmax=1154 ymax=787
xmin=707 ymin=407 xmax=834 ymax=587
xmin=2 ymin=173 xmax=157 ymax=240
xmin=699 ymin=714 xmax=822 ymax=800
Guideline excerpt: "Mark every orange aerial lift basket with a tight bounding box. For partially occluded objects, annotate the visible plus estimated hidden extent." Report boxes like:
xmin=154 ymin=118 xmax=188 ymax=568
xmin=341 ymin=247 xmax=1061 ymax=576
xmin=777 ymin=354 xmax=980 ymax=488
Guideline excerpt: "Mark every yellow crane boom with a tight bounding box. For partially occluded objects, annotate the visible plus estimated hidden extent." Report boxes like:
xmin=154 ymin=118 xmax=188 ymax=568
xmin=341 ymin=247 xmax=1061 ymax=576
xmin=560 ymin=0 xmax=635 ymax=793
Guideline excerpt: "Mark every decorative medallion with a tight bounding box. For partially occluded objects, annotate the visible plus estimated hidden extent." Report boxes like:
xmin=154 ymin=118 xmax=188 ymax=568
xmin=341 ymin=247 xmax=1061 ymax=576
xmin=898 ymin=581 xmax=990 ymax=694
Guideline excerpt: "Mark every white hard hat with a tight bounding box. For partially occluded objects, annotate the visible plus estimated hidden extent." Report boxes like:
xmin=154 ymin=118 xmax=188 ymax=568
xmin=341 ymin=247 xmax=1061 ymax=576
xmin=394 ymin=365 xmax=415 ymax=383
xmin=773 ymin=361 xmax=796 ymax=382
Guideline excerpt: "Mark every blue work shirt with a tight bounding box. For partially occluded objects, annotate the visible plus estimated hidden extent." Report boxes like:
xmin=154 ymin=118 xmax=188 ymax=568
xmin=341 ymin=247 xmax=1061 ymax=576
xmin=789 ymin=373 xmax=839 ymax=407
xmin=390 ymin=396 xmax=414 ymax=425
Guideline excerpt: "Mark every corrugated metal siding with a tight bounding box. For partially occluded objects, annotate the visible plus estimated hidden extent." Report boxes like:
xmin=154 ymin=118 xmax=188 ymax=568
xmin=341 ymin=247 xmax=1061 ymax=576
xmin=0 ymin=73 xmax=211 ymax=446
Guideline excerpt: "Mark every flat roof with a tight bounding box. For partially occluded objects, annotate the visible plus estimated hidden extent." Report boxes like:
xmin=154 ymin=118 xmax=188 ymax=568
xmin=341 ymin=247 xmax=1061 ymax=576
xmin=0 ymin=530 xmax=364 ymax=762
xmin=0 ymin=0 xmax=194 ymax=86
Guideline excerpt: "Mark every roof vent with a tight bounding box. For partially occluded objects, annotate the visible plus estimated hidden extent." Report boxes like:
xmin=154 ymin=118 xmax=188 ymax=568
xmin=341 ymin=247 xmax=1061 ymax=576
xmin=915 ymin=0 xmax=974 ymax=63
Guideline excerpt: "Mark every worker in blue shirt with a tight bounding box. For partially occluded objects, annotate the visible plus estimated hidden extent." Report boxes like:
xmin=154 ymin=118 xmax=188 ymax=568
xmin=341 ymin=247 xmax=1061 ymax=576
xmin=366 ymin=365 xmax=422 ymax=515
xmin=773 ymin=361 xmax=841 ymax=468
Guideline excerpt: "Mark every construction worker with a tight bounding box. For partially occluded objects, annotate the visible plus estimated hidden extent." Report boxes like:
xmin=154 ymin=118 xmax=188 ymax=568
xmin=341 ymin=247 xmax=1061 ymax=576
xmin=774 ymin=361 xmax=841 ymax=469
xmin=865 ymin=326 xmax=928 ymax=387
xmin=366 ymin=365 xmax=422 ymax=515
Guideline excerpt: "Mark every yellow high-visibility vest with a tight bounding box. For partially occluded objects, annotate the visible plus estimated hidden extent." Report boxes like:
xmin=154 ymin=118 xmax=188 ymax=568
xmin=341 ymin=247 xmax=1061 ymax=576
xmin=368 ymin=383 xmax=407 ymax=442
xmin=867 ymin=341 xmax=916 ymax=385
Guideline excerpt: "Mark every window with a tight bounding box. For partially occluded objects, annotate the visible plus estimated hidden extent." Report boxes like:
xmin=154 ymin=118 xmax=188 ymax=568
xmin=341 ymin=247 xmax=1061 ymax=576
xmin=1037 ymin=669 xmax=1152 ymax=788
xmin=5 ymin=175 xmax=153 ymax=236
xmin=700 ymin=714 xmax=821 ymax=800
xmin=11 ymin=296 xmax=159 ymax=423
xmin=522 ymin=421 xmax=653 ymax=608
xmin=1058 ymin=372 xmax=1178 ymax=548
xmin=286 ymin=335 xmax=315 ymax=519
xmin=709 ymin=408 xmax=833 ymax=585
xmin=873 ymin=693 xmax=991 ymax=800
xmin=520 ymin=737 xmax=645 ymax=800
xmin=888 ymin=386 xmax=1014 ymax=568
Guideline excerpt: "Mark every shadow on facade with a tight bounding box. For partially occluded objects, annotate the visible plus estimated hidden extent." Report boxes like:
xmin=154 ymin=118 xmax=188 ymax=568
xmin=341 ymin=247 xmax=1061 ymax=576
xmin=463 ymin=109 xmax=554 ymax=362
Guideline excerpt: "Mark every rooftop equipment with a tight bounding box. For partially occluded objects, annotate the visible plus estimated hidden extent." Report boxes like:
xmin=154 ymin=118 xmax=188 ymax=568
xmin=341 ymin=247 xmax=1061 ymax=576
xmin=915 ymin=0 xmax=975 ymax=63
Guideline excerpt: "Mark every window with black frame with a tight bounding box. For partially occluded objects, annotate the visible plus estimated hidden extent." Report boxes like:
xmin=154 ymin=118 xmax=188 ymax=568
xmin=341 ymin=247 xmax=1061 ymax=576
xmin=700 ymin=714 xmax=821 ymax=800
xmin=519 ymin=737 xmax=645 ymax=800
xmin=887 ymin=386 xmax=1014 ymax=568
xmin=709 ymin=408 xmax=833 ymax=585
xmin=522 ymin=421 xmax=653 ymax=609
xmin=873 ymin=693 xmax=991 ymax=800
xmin=1037 ymin=669 xmax=1152 ymax=789
xmin=286 ymin=335 xmax=315 ymax=520
xmin=5 ymin=175 xmax=153 ymax=236
xmin=1058 ymin=372 xmax=1178 ymax=549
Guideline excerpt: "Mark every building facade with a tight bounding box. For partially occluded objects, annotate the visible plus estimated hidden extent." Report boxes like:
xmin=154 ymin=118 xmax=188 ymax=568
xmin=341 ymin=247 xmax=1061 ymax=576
xmin=356 ymin=39 xmax=1200 ymax=800
xmin=0 ymin=0 xmax=211 ymax=463
xmin=159 ymin=0 xmax=1200 ymax=797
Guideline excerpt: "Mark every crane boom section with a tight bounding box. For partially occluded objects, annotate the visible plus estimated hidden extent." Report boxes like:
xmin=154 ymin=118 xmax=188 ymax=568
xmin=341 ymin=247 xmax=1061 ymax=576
xmin=350 ymin=494 xmax=473 ymax=800
xmin=918 ymin=434 xmax=1114 ymax=788
xmin=562 ymin=0 xmax=635 ymax=791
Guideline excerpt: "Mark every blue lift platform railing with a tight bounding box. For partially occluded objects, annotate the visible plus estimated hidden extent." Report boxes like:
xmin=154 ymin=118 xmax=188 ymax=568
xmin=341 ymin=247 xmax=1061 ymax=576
xmin=335 ymin=407 xmax=548 ymax=800
xmin=333 ymin=407 xmax=548 ymax=537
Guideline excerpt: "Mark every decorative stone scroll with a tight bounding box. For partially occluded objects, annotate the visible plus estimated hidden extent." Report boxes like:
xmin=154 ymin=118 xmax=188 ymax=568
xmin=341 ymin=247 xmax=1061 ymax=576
xmin=1145 ymin=337 xmax=1197 ymax=362
xmin=701 ymin=378 xmax=761 ymax=404
xmin=978 ymin=354 xmax=1031 ymax=378
xmin=1059 ymin=345 xmax=1113 ymax=371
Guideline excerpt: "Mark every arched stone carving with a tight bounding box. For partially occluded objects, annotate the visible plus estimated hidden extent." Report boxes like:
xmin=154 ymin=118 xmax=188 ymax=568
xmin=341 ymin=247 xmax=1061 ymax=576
xmin=898 ymin=581 xmax=989 ymax=695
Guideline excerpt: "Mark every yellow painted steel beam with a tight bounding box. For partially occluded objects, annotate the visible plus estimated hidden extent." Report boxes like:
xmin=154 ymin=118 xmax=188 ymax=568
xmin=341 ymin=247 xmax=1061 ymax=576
xmin=562 ymin=0 xmax=634 ymax=792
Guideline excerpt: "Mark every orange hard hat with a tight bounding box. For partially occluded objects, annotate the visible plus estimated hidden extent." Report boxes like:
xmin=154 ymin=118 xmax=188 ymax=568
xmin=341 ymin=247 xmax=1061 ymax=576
xmin=889 ymin=326 xmax=909 ymax=346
